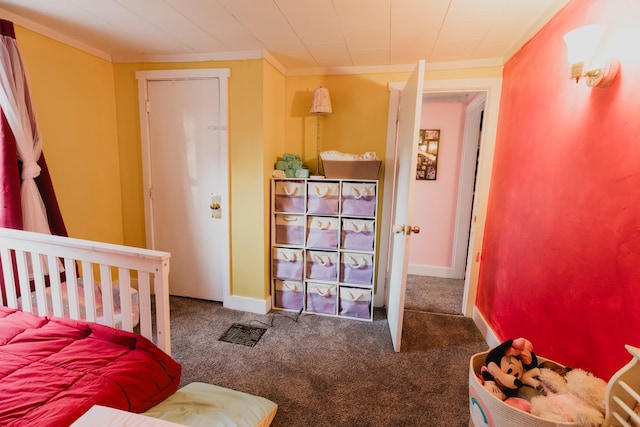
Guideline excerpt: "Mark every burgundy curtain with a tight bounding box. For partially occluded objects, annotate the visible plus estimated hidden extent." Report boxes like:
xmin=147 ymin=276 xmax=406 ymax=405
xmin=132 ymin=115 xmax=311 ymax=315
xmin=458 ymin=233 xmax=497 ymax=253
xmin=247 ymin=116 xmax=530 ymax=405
xmin=0 ymin=19 xmax=66 ymax=235
xmin=0 ymin=109 xmax=21 ymax=229
xmin=0 ymin=20 xmax=68 ymax=302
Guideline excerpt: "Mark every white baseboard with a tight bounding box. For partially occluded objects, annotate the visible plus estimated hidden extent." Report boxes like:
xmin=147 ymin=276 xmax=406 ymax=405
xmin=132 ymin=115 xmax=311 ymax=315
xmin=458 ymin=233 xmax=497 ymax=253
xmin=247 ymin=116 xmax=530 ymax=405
xmin=471 ymin=306 xmax=500 ymax=348
xmin=408 ymin=264 xmax=458 ymax=278
xmin=224 ymin=294 xmax=272 ymax=315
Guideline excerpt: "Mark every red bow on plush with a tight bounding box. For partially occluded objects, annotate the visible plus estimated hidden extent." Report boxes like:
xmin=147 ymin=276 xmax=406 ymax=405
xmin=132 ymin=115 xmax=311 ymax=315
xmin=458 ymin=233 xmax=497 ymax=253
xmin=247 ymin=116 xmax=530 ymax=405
xmin=505 ymin=337 xmax=535 ymax=366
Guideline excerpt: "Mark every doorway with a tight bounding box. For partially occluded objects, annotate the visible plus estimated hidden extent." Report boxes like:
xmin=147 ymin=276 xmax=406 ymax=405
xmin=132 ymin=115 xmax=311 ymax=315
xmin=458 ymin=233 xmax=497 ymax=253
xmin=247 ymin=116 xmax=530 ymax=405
xmin=378 ymin=77 xmax=503 ymax=320
xmin=136 ymin=69 xmax=230 ymax=302
xmin=405 ymin=91 xmax=486 ymax=315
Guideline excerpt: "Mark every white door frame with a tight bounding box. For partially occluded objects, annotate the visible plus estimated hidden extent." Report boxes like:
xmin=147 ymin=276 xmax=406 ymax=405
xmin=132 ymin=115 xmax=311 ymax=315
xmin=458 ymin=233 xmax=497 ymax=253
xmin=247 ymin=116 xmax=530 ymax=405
xmin=451 ymin=92 xmax=486 ymax=280
xmin=377 ymin=77 xmax=502 ymax=318
xmin=135 ymin=68 xmax=231 ymax=302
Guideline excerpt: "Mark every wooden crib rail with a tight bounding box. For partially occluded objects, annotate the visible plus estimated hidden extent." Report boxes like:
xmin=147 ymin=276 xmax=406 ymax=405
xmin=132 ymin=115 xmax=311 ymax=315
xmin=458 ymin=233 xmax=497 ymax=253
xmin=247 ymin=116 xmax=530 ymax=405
xmin=604 ymin=345 xmax=640 ymax=427
xmin=0 ymin=227 xmax=172 ymax=355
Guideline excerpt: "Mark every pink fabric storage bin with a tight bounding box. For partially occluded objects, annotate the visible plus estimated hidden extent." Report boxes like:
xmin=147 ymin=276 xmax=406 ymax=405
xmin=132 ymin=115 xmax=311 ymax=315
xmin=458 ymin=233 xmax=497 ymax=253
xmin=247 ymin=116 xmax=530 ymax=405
xmin=341 ymin=218 xmax=375 ymax=251
xmin=340 ymin=252 xmax=374 ymax=285
xmin=272 ymin=247 xmax=304 ymax=280
xmin=305 ymin=250 xmax=338 ymax=282
xmin=341 ymin=182 xmax=376 ymax=217
xmin=274 ymin=280 xmax=304 ymax=310
xmin=305 ymin=283 xmax=337 ymax=315
xmin=307 ymin=181 xmax=339 ymax=215
xmin=306 ymin=216 xmax=339 ymax=249
xmin=274 ymin=180 xmax=305 ymax=213
xmin=275 ymin=214 xmax=305 ymax=245
xmin=339 ymin=287 xmax=372 ymax=319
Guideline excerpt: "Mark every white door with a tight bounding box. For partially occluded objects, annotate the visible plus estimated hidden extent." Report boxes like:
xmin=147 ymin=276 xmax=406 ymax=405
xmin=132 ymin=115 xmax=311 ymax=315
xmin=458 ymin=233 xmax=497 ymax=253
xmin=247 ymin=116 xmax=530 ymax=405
xmin=136 ymin=69 xmax=230 ymax=302
xmin=386 ymin=61 xmax=425 ymax=351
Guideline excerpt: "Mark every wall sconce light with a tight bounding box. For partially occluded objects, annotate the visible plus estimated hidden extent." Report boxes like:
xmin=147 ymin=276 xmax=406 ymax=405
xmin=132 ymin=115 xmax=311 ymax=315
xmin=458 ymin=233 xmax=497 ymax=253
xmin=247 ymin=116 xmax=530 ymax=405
xmin=309 ymin=87 xmax=332 ymax=175
xmin=563 ymin=24 xmax=619 ymax=88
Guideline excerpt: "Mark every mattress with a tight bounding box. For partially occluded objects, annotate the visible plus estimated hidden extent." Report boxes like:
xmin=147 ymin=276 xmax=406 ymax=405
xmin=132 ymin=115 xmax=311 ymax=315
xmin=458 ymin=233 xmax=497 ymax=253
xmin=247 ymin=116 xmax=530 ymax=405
xmin=72 ymin=405 xmax=185 ymax=427
xmin=17 ymin=278 xmax=140 ymax=328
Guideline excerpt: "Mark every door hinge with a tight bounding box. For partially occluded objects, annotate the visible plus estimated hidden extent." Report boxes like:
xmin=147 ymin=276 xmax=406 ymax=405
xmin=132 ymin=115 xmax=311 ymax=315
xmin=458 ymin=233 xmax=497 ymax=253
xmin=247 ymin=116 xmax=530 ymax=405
xmin=145 ymin=100 xmax=150 ymax=113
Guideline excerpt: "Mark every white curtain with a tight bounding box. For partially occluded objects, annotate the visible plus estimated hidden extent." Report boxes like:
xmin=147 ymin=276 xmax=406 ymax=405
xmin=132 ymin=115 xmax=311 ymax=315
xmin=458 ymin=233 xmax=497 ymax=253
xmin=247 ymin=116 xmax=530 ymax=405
xmin=0 ymin=32 xmax=51 ymax=235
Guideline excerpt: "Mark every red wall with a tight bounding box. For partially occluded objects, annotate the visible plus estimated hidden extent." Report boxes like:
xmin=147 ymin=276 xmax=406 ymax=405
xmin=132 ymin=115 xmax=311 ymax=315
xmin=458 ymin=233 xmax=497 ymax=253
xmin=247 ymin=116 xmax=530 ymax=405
xmin=477 ymin=0 xmax=640 ymax=380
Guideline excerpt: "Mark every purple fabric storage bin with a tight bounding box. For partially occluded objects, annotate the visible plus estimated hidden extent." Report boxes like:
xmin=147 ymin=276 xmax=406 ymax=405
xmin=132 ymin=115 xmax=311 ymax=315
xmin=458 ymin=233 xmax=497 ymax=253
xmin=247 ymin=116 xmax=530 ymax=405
xmin=340 ymin=252 xmax=374 ymax=285
xmin=275 ymin=280 xmax=304 ymax=310
xmin=339 ymin=287 xmax=372 ymax=320
xmin=341 ymin=218 xmax=375 ymax=251
xmin=306 ymin=216 xmax=339 ymax=249
xmin=305 ymin=283 xmax=337 ymax=315
xmin=275 ymin=194 xmax=305 ymax=213
xmin=273 ymin=248 xmax=304 ymax=280
xmin=274 ymin=180 xmax=305 ymax=213
xmin=341 ymin=182 xmax=376 ymax=217
xmin=275 ymin=214 xmax=305 ymax=245
xmin=306 ymin=250 xmax=338 ymax=282
xmin=307 ymin=181 xmax=339 ymax=215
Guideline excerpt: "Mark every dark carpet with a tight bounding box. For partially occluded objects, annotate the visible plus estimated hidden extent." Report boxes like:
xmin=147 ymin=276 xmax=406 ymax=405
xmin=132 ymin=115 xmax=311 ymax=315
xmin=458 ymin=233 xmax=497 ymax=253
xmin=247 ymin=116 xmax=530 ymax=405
xmin=169 ymin=288 xmax=488 ymax=427
xmin=405 ymin=275 xmax=465 ymax=315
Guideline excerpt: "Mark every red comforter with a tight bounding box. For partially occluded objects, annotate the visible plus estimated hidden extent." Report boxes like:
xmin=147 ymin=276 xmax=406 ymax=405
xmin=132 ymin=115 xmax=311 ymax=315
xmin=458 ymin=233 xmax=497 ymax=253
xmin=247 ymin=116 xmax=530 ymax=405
xmin=0 ymin=307 xmax=181 ymax=426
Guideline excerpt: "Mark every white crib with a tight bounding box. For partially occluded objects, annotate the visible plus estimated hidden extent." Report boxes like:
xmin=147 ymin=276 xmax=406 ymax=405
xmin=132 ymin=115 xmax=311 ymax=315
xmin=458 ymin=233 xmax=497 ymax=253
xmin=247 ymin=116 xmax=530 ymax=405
xmin=604 ymin=345 xmax=640 ymax=427
xmin=0 ymin=227 xmax=172 ymax=355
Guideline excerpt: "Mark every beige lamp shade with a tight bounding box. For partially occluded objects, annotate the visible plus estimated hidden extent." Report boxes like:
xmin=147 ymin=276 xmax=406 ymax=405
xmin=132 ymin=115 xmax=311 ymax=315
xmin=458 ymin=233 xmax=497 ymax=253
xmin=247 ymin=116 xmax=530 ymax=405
xmin=310 ymin=87 xmax=332 ymax=114
xmin=563 ymin=24 xmax=605 ymax=65
xmin=562 ymin=24 xmax=619 ymax=87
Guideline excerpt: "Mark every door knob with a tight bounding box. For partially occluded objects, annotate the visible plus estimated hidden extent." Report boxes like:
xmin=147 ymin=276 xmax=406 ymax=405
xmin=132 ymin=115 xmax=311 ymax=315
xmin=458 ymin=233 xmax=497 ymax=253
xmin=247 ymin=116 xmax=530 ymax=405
xmin=392 ymin=224 xmax=420 ymax=235
xmin=210 ymin=194 xmax=222 ymax=219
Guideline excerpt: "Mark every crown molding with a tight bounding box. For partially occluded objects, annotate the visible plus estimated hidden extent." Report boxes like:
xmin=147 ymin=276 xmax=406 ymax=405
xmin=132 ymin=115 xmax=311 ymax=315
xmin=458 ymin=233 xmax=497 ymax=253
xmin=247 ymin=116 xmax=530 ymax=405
xmin=0 ymin=7 xmax=112 ymax=62
xmin=112 ymin=49 xmax=266 ymax=64
xmin=284 ymin=57 xmax=504 ymax=77
xmin=502 ymin=0 xmax=570 ymax=63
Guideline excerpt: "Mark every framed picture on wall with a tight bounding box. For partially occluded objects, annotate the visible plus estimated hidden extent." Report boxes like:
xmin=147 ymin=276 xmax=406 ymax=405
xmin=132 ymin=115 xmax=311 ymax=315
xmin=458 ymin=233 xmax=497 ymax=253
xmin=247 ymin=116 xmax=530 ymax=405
xmin=416 ymin=129 xmax=440 ymax=180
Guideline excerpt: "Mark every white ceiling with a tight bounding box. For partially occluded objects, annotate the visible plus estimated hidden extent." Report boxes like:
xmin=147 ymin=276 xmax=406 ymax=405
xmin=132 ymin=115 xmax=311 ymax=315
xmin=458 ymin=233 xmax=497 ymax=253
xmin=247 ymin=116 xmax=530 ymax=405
xmin=0 ymin=0 xmax=569 ymax=74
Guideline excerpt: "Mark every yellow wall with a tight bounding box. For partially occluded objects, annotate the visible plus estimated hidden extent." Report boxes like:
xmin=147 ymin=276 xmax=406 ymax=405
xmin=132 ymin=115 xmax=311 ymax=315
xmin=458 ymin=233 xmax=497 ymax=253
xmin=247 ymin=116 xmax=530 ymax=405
xmin=286 ymin=73 xmax=404 ymax=176
xmin=14 ymin=22 xmax=501 ymax=303
xmin=261 ymin=62 xmax=286 ymax=297
xmin=283 ymin=67 xmax=502 ymax=223
xmin=284 ymin=67 xmax=501 ymax=169
xmin=15 ymin=26 xmax=123 ymax=245
xmin=112 ymin=60 xmax=272 ymax=299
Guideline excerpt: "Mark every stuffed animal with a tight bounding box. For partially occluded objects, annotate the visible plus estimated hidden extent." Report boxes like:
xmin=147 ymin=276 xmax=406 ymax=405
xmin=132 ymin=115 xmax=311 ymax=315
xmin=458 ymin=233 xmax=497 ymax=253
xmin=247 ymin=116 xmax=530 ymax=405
xmin=530 ymin=367 xmax=607 ymax=426
xmin=481 ymin=338 xmax=541 ymax=401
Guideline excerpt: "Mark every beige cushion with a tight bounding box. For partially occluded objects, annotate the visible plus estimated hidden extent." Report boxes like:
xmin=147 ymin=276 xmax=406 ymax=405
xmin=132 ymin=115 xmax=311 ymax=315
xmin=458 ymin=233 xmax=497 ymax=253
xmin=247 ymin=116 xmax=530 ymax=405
xmin=144 ymin=382 xmax=277 ymax=427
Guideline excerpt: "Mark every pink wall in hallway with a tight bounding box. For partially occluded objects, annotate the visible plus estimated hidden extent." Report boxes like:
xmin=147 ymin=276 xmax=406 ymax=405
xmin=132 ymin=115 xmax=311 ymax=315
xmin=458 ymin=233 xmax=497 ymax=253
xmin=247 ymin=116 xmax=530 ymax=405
xmin=409 ymin=102 xmax=465 ymax=269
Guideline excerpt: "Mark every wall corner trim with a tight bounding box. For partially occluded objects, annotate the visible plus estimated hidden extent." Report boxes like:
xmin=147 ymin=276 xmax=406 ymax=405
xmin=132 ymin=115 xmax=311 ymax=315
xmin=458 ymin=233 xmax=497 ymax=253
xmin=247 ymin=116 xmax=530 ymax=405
xmin=472 ymin=306 xmax=500 ymax=348
xmin=224 ymin=294 xmax=272 ymax=315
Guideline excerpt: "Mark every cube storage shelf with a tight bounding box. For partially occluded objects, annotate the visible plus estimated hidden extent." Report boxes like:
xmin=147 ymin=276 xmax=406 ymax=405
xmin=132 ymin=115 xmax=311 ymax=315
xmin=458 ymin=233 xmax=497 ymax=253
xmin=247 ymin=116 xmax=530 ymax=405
xmin=271 ymin=178 xmax=378 ymax=321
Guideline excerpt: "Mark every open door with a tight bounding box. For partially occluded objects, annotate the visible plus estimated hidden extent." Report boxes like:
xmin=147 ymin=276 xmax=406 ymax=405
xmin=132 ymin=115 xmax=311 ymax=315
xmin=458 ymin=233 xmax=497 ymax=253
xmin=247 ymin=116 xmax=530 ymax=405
xmin=386 ymin=61 xmax=425 ymax=352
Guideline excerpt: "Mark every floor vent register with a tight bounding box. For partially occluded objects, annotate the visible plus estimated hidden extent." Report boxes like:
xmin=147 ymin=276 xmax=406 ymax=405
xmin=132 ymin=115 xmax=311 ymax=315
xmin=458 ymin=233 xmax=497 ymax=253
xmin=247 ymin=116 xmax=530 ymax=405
xmin=219 ymin=323 xmax=267 ymax=347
